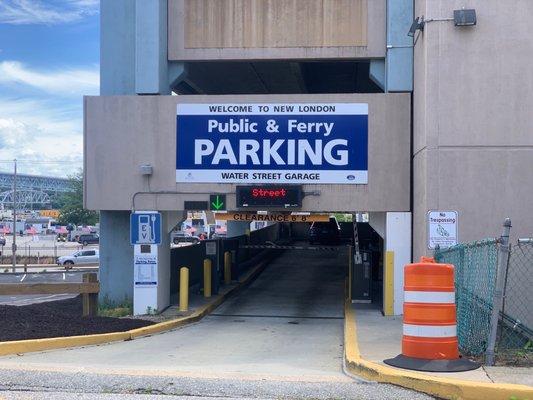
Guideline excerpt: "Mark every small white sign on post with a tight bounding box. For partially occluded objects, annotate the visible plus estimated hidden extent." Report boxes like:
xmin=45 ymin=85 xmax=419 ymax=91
xmin=428 ymin=211 xmax=458 ymax=250
xmin=133 ymin=244 xmax=159 ymax=315
xmin=134 ymin=253 xmax=158 ymax=286
xmin=205 ymin=241 xmax=217 ymax=256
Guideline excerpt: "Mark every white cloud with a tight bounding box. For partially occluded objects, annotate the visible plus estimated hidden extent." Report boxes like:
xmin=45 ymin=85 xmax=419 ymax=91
xmin=0 ymin=61 xmax=99 ymax=97
xmin=0 ymin=60 xmax=98 ymax=176
xmin=0 ymin=97 xmax=83 ymax=177
xmin=0 ymin=118 xmax=32 ymax=148
xmin=0 ymin=0 xmax=98 ymax=25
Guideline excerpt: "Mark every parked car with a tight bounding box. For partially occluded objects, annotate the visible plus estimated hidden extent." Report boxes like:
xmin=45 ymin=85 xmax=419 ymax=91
xmin=309 ymin=217 xmax=341 ymax=245
xmin=57 ymin=249 xmax=99 ymax=267
xmin=0 ymin=236 xmax=5 ymax=246
xmin=171 ymin=231 xmax=200 ymax=245
xmin=77 ymin=233 xmax=99 ymax=246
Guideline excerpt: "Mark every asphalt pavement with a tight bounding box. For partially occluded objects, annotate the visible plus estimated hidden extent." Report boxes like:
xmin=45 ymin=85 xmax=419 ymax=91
xmin=0 ymin=247 xmax=434 ymax=399
xmin=0 ymin=394 xmax=255 ymax=400
xmin=0 ymin=393 xmax=267 ymax=400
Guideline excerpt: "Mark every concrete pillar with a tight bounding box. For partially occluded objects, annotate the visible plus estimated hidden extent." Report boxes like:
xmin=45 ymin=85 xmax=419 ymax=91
xmin=227 ymin=221 xmax=250 ymax=238
xmin=99 ymin=210 xmax=134 ymax=304
xmin=385 ymin=0 xmax=413 ymax=92
xmin=101 ymin=0 xmax=179 ymax=96
xmin=385 ymin=212 xmax=412 ymax=315
xmin=100 ymin=0 xmax=136 ymax=95
xmin=135 ymin=0 xmax=169 ymax=94
xmin=369 ymin=0 xmax=414 ymax=92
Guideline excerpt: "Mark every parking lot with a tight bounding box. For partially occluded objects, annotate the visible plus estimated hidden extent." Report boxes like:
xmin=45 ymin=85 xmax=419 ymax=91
xmin=0 ymin=235 xmax=92 ymax=258
xmin=0 ymin=268 xmax=97 ymax=306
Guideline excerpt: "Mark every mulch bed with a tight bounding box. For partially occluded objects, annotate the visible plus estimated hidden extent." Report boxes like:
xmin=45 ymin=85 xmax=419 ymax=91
xmin=0 ymin=296 xmax=154 ymax=342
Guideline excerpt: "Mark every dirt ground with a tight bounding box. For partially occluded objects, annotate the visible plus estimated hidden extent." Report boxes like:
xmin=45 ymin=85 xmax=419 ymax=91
xmin=0 ymin=296 xmax=153 ymax=341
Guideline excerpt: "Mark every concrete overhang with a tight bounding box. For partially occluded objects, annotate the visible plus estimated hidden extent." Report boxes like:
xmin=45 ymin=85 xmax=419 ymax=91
xmin=84 ymin=94 xmax=410 ymax=213
xmin=168 ymin=0 xmax=386 ymax=61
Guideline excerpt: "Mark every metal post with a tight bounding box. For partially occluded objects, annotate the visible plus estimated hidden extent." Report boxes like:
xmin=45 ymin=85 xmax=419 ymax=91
xmin=11 ymin=159 xmax=17 ymax=272
xmin=212 ymin=239 xmax=221 ymax=295
xmin=224 ymin=251 xmax=232 ymax=284
xmin=231 ymin=249 xmax=238 ymax=280
xmin=348 ymin=245 xmax=353 ymax=300
xmin=486 ymin=218 xmax=511 ymax=365
xmin=203 ymin=259 xmax=212 ymax=298
xmin=179 ymin=267 xmax=189 ymax=312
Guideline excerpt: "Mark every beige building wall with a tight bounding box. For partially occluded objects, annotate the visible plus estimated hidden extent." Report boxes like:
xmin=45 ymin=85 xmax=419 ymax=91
xmin=168 ymin=0 xmax=385 ymax=60
xmin=413 ymin=0 xmax=533 ymax=259
xmin=185 ymin=0 xmax=368 ymax=48
xmin=84 ymin=94 xmax=410 ymax=212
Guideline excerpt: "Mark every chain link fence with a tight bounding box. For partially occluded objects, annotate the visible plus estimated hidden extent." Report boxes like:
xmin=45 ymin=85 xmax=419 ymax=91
xmin=0 ymin=234 xmax=88 ymax=265
xmin=435 ymin=239 xmax=499 ymax=357
xmin=435 ymin=222 xmax=533 ymax=366
xmin=498 ymin=239 xmax=533 ymax=365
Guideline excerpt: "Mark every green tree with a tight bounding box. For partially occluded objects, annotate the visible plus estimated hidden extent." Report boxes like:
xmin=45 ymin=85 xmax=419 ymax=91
xmin=58 ymin=172 xmax=99 ymax=226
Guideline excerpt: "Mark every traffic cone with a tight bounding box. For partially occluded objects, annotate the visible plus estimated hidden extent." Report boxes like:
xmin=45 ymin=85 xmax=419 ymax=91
xmin=384 ymin=257 xmax=480 ymax=372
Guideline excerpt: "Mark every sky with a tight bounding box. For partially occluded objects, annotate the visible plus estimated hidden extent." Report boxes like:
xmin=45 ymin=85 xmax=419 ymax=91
xmin=0 ymin=0 xmax=99 ymax=177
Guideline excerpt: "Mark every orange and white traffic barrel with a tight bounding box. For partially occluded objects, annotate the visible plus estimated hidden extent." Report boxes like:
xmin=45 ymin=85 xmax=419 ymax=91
xmin=384 ymin=257 xmax=479 ymax=372
xmin=403 ymin=257 xmax=458 ymax=360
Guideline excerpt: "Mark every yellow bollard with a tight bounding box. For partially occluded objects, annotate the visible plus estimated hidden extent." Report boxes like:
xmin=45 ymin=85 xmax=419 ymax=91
xmin=224 ymin=251 xmax=232 ymax=284
xmin=179 ymin=267 xmax=189 ymax=312
xmin=203 ymin=259 xmax=212 ymax=298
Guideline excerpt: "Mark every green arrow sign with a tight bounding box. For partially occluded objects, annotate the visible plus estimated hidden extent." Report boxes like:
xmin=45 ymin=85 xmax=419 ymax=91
xmin=210 ymin=194 xmax=226 ymax=211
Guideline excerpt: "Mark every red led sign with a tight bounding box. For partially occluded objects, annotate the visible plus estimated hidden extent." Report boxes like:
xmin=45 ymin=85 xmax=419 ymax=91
xmin=237 ymin=186 xmax=302 ymax=208
xmin=252 ymin=188 xmax=287 ymax=198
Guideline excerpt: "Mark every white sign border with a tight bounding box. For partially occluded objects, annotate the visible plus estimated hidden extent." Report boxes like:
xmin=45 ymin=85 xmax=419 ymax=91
xmin=176 ymin=103 xmax=368 ymax=185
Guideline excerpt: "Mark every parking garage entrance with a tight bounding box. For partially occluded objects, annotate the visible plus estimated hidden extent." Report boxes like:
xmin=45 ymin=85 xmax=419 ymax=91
xmin=169 ymin=211 xmax=390 ymax=315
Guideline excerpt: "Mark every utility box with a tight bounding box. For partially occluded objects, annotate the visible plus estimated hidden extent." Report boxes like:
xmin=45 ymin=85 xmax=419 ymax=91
xmin=351 ymin=250 xmax=372 ymax=303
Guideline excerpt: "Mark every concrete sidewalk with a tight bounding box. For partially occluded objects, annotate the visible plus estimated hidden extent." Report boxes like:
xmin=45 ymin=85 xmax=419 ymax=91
xmin=353 ymin=304 xmax=533 ymax=387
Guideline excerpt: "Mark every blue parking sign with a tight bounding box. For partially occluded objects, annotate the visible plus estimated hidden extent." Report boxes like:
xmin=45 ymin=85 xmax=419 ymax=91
xmin=130 ymin=212 xmax=162 ymax=245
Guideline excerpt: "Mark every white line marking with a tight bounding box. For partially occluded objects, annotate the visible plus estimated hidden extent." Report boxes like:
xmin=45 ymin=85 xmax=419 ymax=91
xmin=20 ymin=274 xmax=27 ymax=282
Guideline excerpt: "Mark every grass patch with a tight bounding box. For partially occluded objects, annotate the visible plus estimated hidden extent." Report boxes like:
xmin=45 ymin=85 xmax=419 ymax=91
xmin=98 ymin=295 xmax=133 ymax=318
xmin=99 ymin=307 xmax=132 ymax=318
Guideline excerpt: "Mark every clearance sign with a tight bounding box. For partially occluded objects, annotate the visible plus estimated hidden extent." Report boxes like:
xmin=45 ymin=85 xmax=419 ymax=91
xmin=214 ymin=212 xmax=330 ymax=223
xmin=176 ymin=103 xmax=368 ymax=184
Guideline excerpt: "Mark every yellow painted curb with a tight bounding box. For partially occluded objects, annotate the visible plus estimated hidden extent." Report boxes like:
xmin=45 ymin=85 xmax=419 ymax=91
xmin=0 ymin=255 xmax=274 ymax=357
xmin=344 ymin=300 xmax=533 ymax=400
xmin=0 ymin=331 xmax=131 ymax=357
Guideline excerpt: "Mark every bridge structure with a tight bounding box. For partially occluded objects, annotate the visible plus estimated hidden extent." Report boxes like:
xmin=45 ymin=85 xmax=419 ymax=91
xmin=0 ymin=172 xmax=72 ymax=209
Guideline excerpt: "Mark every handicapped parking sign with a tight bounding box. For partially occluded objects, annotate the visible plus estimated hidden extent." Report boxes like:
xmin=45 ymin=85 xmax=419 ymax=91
xmin=130 ymin=211 xmax=162 ymax=245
